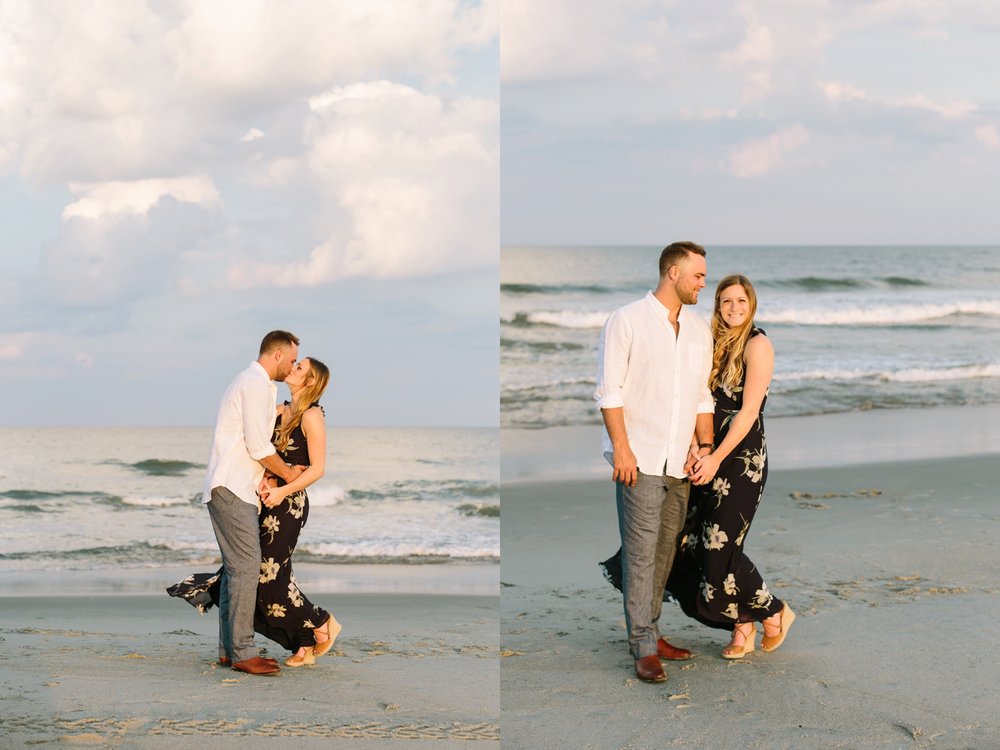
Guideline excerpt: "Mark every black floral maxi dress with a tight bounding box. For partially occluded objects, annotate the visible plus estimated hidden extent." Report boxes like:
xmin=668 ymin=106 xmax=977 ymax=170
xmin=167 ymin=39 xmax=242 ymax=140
xmin=601 ymin=329 xmax=783 ymax=631
xmin=167 ymin=403 xmax=330 ymax=652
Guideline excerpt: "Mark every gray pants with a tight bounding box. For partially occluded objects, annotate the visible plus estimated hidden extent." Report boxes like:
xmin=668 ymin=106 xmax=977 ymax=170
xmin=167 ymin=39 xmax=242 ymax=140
xmin=615 ymin=471 xmax=690 ymax=659
xmin=207 ymin=486 xmax=261 ymax=663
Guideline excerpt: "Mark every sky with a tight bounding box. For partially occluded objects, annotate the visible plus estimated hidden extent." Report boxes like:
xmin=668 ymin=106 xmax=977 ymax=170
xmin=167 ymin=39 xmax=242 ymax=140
xmin=501 ymin=0 xmax=1000 ymax=246
xmin=0 ymin=1 xmax=498 ymax=427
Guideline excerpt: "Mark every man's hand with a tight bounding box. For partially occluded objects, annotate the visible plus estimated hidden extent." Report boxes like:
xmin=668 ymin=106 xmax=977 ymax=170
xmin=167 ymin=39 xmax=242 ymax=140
xmin=684 ymin=445 xmax=713 ymax=476
xmin=690 ymin=453 xmax=721 ymax=486
xmin=612 ymin=445 xmax=638 ymax=487
xmin=257 ymin=473 xmax=278 ymax=497
xmin=285 ymin=464 xmax=307 ymax=482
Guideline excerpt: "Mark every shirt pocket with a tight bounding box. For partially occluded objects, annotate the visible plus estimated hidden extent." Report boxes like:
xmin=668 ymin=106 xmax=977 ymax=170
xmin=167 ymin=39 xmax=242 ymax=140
xmin=687 ymin=343 xmax=706 ymax=374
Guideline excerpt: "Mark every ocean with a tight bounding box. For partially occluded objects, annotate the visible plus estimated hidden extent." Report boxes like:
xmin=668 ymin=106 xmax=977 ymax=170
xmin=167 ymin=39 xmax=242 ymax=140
xmin=0 ymin=426 xmax=498 ymax=572
xmin=501 ymin=246 xmax=1000 ymax=429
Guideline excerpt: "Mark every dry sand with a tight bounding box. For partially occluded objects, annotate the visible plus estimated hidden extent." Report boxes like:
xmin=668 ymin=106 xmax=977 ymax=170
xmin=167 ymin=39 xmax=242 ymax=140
xmin=0 ymin=566 xmax=498 ymax=749
xmin=501 ymin=453 xmax=1000 ymax=749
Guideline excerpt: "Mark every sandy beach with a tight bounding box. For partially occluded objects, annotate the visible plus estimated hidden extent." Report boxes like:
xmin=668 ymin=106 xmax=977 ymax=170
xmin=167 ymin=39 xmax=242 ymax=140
xmin=0 ymin=564 xmax=499 ymax=749
xmin=500 ymin=408 xmax=1000 ymax=749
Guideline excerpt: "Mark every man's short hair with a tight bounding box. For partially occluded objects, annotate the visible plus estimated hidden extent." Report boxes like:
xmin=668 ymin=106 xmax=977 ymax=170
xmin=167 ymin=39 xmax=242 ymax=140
xmin=658 ymin=241 xmax=706 ymax=277
xmin=259 ymin=330 xmax=300 ymax=356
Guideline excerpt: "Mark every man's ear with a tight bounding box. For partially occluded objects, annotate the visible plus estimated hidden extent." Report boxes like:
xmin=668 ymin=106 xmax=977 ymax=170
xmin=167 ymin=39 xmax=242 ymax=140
xmin=667 ymin=264 xmax=679 ymax=281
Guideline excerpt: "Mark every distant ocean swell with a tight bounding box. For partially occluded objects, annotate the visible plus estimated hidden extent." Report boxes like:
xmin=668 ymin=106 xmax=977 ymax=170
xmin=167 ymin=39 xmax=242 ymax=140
xmin=501 ymin=300 xmax=1000 ymax=330
xmin=501 ymin=276 xmax=930 ymax=295
xmin=775 ymin=362 xmax=1000 ymax=384
xmin=0 ymin=540 xmax=500 ymax=568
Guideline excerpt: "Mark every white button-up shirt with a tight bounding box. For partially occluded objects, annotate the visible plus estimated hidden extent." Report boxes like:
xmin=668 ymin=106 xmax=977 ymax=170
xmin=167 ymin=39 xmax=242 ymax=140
xmin=203 ymin=361 xmax=279 ymax=506
xmin=594 ymin=292 xmax=714 ymax=478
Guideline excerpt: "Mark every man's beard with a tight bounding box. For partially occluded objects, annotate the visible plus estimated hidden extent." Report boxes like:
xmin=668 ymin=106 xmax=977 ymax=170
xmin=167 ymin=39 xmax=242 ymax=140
xmin=677 ymin=286 xmax=699 ymax=305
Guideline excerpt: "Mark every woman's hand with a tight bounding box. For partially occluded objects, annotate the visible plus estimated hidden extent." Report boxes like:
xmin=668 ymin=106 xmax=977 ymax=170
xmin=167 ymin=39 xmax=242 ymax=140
xmin=690 ymin=452 xmax=721 ymax=486
xmin=261 ymin=484 xmax=291 ymax=509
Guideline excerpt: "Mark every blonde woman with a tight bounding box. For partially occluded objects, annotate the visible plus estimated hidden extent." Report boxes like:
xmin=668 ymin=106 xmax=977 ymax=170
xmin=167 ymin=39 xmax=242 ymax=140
xmin=255 ymin=357 xmax=341 ymax=667
xmin=670 ymin=275 xmax=794 ymax=658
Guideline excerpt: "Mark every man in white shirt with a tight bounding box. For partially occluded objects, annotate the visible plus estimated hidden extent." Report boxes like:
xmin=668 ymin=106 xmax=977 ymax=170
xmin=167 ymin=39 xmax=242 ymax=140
xmin=594 ymin=242 xmax=715 ymax=683
xmin=204 ymin=330 xmax=304 ymax=676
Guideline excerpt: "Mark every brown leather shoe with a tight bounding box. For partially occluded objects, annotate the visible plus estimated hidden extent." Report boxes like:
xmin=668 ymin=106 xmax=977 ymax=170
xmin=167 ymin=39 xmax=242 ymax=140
xmin=634 ymin=654 xmax=667 ymax=683
xmin=218 ymin=657 xmax=231 ymax=666
xmin=657 ymin=638 xmax=692 ymax=661
xmin=231 ymin=656 xmax=280 ymax=675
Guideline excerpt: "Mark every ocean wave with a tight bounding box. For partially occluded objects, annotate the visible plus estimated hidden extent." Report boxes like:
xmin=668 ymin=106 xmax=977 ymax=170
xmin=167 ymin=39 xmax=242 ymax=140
xmin=298 ymin=542 xmax=499 ymax=562
xmin=503 ymin=311 xmax=611 ymax=329
xmin=0 ymin=489 xmax=108 ymax=500
xmin=763 ymin=276 xmax=929 ymax=291
xmin=500 ymin=337 xmax=586 ymax=352
xmin=457 ymin=503 xmax=500 ymax=518
xmin=758 ymin=300 xmax=1000 ymax=326
xmin=129 ymin=458 xmax=205 ymax=476
xmin=502 ymin=377 xmax=595 ymax=394
xmin=775 ymin=362 xmax=1000 ymax=383
xmin=306 ymin=484 xmax=346 ymax=507
xmin=117 ymin=494 xmax=199 ymax=507
xmin=501 ymin=282 xmax=624 ymax=295
xmin=346 ymin=480 xmax=499 ymax=504
xmin=0 ymin=541 xmax=179 ymax=564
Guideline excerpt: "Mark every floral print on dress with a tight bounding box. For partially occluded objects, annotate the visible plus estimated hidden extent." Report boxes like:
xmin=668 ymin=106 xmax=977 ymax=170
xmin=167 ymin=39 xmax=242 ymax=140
xmin=663 ymin=328 xmax=784 ymax=630
xmin=288 ymin=579 xmax=304 ymax=607
xmin=260 ymin=557 xmax=280 ymax=583
xmin=287 ymin=491 xmax=306 ymax=520
xmin=738 ymin=447 xmax=766 ymax=484
xmin=262 ymin=514 xmax=280 ymax=543
xmin=704 ymin=523 xmax=728 ymax=551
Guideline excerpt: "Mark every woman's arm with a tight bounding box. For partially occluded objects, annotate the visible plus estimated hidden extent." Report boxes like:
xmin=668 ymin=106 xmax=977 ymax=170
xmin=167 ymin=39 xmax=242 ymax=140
xmin=690 ymin=334 xmax=773 ymax=485
xmin=261 ymin=407 xmax=327 ymax=508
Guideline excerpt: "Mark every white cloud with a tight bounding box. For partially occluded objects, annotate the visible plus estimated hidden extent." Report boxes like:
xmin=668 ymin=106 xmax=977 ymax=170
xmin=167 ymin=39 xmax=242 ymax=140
xmin=896 ymin=94 xmax=975 ymax=120
xmin=228 ymin=81 xmax=497 ymax=286
xmin=728 ymin=125 xmax=810 ymax=178
xmin=820 ymin=80 xmax=869 ymax=103
xmin=61 ymin=176 xmax=220 ymax=221
xmin=241 ymin=128 xmax=265 ymax=143
xmin=975 ymin=124 xmax=1000 ymax=149
xmin=500 ymin=0 xmax=650 ymax=82
xmin=820 ymin=79 xmax=976 ymax=120
xmin=0 ymin=332 xmax=36 ymax=360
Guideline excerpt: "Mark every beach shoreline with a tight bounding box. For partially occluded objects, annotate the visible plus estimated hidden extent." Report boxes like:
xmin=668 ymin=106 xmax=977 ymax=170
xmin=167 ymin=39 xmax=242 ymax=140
xmin=501 ymin=403 xmax=1000 ymax=483
xmin=500 ymin=406 xmax=1000 ymax=748
xmin=0 ymin=561 xmax=500 ymax=599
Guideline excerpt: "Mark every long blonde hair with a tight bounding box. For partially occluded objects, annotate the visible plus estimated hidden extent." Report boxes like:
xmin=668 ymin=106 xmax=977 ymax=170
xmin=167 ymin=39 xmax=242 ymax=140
xmin=275 ymin=357 xmax=330 ymax=453
xmin=709 ymin=275 xmax=758 ymax=391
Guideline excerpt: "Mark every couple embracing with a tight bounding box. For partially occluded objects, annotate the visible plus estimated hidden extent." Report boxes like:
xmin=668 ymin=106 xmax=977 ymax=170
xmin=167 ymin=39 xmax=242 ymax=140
xmin=596 ymin=242 xmax=795 ymax=683
xmin=168 ymin=330 xmax=341 ymax=675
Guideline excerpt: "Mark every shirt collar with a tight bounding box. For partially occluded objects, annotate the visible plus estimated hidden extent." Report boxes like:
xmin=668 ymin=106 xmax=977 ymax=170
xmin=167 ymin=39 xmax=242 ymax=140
xmin=250 ymin=360 xmax=272 ymax=381
xmin=644 ymin=291 xmax=690 ymax=322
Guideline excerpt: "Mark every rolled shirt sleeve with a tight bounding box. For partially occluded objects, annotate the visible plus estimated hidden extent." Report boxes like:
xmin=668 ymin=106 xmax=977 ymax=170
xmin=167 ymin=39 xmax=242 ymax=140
xmin=594 ymin=309 xmax=631 ymax=410
xmin=242 ymin=377 xmax=278 ymax=461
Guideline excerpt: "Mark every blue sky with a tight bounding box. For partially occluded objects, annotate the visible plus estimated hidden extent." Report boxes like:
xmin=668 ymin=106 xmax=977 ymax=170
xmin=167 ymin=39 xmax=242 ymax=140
xmin=0 ymin=2 xmax=498 ymax=427
xmin=501 ymin=1 xmax=1000 ymax=245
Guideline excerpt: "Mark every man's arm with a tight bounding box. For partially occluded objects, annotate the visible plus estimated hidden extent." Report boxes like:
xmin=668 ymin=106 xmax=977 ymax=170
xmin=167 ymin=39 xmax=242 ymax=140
xmin=259 ymin=453 xmax=303 ymax=484
xmin=595 ymin=311 xmax=637 ymax=486
xmin=685 ymin=412 xmax=715 ymax=476
xmin=240 ymin=379 xmax=300 ymax=484
xmin=601 ymin=407 xmax=637 ymax=487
